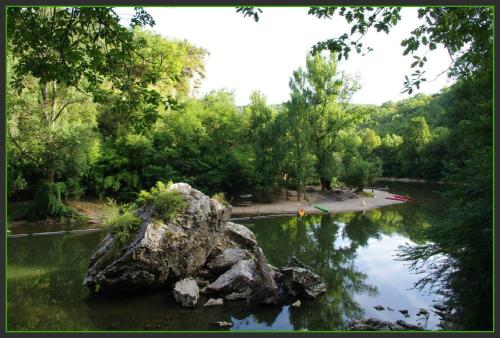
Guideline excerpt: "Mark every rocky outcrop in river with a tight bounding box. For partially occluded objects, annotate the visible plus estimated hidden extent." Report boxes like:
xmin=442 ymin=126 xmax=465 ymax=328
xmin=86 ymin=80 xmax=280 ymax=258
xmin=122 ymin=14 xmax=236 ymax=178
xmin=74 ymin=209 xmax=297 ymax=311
xmin=83 ymin=183 xmax=325 ymax=307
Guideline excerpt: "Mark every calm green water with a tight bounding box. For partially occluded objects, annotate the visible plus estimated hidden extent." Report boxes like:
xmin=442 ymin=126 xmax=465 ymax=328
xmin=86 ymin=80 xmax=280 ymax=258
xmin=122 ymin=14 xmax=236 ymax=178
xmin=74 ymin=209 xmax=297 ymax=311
xmin=7 ymin=183 xmax=449 ymax=331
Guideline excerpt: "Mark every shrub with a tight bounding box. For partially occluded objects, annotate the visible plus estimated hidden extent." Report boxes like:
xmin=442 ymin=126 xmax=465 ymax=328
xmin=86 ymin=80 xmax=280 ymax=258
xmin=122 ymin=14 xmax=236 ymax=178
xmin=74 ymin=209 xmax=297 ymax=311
xmin=26 ymin=180 xmax=81 ymax=221
xmin=104 ymin=209 xmax=142 ymax=246
xmin=64 ymin=177 xmax=86 ymax=200
xmin=212 ymin=192 xmax=229 ymax=206
xmin=341 ymin=157 xmax=382 ymax=192
xmin=137 ymin=181 xmax=187 ymax=223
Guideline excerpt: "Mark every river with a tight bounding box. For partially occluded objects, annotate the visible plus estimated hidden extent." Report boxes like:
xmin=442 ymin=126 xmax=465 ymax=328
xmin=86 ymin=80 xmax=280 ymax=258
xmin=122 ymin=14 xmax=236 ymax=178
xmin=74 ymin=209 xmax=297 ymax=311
xmin=7 ymin=182 xmax=451 ymax=331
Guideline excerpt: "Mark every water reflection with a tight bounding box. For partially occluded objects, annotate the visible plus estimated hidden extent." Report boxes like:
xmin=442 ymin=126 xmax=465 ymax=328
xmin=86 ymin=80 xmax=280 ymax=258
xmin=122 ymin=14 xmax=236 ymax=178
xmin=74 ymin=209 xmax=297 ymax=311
xmin=8 ymin=185 xmax=448 ymax=331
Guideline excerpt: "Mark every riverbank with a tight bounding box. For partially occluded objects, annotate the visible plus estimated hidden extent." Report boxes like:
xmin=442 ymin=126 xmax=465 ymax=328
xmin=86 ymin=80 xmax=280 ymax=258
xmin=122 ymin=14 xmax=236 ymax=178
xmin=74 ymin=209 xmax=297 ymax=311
xmin=231 ymin=188 xmax=405 ymax=216
xmin=7 ymin=187 xmax=406 ymax=234
xmin=375 ymin=177 xmax=445 ymax=184
xmin=7 ymin=199 xmax=109 ymax=235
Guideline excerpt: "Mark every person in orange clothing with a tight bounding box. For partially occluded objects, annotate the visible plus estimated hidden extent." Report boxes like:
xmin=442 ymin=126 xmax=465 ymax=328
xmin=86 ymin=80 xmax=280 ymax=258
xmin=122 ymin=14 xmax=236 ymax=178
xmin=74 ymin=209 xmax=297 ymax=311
xmin=297 ymin=207 xmax=305 ymax=217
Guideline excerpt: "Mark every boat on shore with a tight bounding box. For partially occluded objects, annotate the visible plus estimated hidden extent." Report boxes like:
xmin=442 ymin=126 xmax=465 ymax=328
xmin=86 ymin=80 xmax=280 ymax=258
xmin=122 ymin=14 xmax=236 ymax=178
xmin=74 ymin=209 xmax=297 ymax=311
xmin=385 ymin=194 xmax=412 ymax=202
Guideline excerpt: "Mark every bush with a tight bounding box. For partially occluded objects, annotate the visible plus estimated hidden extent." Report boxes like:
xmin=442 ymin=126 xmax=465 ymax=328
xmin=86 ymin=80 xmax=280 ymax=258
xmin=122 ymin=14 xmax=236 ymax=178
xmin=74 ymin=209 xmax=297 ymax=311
xmin=104 ymin=209 xmax=142 ymax=246
xmin=26 ymin=180 xmax=81 ymax=221
xmin=361 ymin=191 xmax=375 ymax=197
xmin=137 ymin=181 xmax=187 ymax=223
xmin=212 ymin=192 xmax=229 ymax=206
xmin=64 ymin=177 xmax=86 ymax=200
xmin=341 ymin=157 xmax=382 ymax=192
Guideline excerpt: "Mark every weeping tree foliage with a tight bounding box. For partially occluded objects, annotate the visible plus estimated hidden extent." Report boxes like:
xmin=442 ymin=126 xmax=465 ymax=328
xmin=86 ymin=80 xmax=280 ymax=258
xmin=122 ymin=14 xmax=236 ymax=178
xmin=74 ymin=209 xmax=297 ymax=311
xmin=7 ymin=53 xmax=100 ymax=219
xmin=26 ymin=181 xmax=80 ymax=221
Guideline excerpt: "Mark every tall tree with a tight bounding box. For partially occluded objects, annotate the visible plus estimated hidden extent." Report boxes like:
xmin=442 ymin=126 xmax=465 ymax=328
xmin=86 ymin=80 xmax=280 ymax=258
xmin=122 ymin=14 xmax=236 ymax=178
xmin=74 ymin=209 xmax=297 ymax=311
xmin=244 ymin=91 xmax=282 ymax=201
xmin=289 ymin=52 xmax=361 ymax=190
xmin=283 ymin=72 xmax=315 ymax=200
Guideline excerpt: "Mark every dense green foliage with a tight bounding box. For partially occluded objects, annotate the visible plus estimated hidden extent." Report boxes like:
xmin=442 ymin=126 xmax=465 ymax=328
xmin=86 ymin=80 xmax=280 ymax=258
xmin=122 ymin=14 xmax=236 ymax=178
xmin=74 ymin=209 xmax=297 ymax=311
xmin=12 ymin=7 xmax=481 ymax=209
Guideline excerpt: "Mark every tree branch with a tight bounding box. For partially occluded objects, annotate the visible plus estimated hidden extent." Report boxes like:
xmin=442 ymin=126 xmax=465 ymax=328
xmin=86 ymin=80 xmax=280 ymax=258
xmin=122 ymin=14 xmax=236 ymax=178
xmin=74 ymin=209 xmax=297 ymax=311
xmin=8 ymin=131 xmax=44 ymax=168
xmin=53 ymin=100 xmax=79 ymax=122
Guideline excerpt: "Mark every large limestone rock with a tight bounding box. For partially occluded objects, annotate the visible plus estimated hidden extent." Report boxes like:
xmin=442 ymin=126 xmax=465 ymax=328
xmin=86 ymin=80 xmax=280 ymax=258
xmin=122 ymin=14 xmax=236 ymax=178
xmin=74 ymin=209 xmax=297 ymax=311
xmin=83 ymin=183 xmax=325 ymax=307
xmin=83 ymin=183 xmax=232 ymax=291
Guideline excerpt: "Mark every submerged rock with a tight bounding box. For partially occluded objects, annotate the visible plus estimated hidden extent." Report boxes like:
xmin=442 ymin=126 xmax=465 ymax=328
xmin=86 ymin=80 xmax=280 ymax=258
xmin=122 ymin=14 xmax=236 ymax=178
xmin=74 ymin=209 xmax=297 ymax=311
xmin=277 ymin=257 xmax=326 ymax=299
xmin=417 ymin=308 xmax=429 ymax=316
xmin=433 ymin=304 xmax=448 ymax=312
xmin=347 ymin=319 xmax=391 ymax=331
xmin=204 ymin=298 xmax=224 ymax=307
xmin=213 ymin=321 xmax=233 ymax=328
xmin=173 ymin=278 xmax=199 ymax=307
xmin=83 ymin=183 xmax=325 ymax=307
xmin=374 ymin=305 xmax=385 ymax=311
xmin=396 ymin=320 xmax=424 ymax=330
xmin=347 ymin=318 xmax=424 ymax=331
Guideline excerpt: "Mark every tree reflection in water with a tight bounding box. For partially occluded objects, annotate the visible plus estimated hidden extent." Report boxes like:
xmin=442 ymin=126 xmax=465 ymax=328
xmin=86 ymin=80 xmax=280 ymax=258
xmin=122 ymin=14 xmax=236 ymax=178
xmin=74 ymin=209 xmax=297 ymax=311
xmin=251 ymin=214 xmax=379 ymax=330
xmin=9 ymin=188 xmax=456 ymax=331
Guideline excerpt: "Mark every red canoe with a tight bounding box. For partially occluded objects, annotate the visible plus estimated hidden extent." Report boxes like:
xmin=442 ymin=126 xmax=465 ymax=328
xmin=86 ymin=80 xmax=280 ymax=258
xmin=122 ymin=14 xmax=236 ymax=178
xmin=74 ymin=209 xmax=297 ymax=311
xmin=386 ymin=195 xmax=412 ymax=202
xmin=386 ymin=196 xmax=407 ymax=201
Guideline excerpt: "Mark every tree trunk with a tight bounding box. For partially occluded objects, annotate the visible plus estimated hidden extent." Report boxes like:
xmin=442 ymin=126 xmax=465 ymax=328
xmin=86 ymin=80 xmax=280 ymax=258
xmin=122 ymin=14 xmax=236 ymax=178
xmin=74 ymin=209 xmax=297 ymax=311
xmin=47 ymin=168 xmax=55 ymax=184
xmin=320 ymin=177 xmax=331 ymax=191
xmin=51 ymin=80 xmax=57 ymax=126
